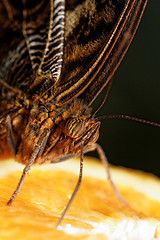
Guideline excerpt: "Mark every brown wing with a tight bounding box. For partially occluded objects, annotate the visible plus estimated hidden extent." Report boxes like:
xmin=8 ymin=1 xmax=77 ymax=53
xmin=54 ymin=0 xmax=147 ymax=106
xmin=0 ymin=0 xmax=65 ymax=93
xmin=0 ymin=0 xmax=147 ymax=103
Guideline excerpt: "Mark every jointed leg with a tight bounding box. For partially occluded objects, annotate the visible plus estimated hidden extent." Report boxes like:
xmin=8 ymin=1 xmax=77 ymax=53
xmin=92 ymin=143 xmax=129 ymax=205
xmin=7 ymin=128 xmax=50 ymax=205
xmin=56 ymin=144 xmax=84 ymax=227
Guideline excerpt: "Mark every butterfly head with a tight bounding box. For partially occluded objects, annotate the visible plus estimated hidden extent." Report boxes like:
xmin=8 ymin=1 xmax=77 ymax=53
xmin=65 ymin=116 xmax=100 ymax=148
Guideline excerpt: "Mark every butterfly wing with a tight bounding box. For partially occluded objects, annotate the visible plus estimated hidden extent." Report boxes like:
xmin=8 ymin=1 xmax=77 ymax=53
xmin=78 ymin=0 xmax=148 ymax=106
xmin=0 ymin=0 xmax=65 ymax=93
xmin=22 ymin=0 xmax=64 ymax=80
xmin=54 ymin=0 xmax=147 ymax=106
xmin=0 ymin=0 xmax=147 ymax=105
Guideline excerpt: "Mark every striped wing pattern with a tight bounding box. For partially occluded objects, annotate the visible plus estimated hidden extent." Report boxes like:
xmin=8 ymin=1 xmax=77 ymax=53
xmin=0 ymin=0 xmax=65 ymax=92
xmin=23 ymin=0 xmax=65 ymax=80
xmin=41 ymin=0 xmax=64 ymax=80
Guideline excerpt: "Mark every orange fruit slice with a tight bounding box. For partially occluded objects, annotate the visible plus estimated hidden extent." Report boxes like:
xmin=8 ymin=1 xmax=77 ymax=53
xmin=0 ymin=157 xmax=160 ymax=240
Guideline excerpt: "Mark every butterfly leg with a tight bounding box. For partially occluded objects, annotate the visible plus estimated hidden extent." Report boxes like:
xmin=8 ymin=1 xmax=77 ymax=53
xmin=56 ymin=144 xmax=84 ymax=228
xmin=7 ymin=128 xmax=51 ymax=205
xmin=94 ymin=143 xmax=129 ymax=206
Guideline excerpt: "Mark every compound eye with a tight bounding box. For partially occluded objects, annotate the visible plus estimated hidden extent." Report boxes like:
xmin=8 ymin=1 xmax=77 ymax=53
xmin=65 ymin=117 xmax=87 ymax=138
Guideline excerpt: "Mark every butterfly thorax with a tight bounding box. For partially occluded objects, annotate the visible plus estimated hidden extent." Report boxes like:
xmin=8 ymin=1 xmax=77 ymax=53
xmin=0 ymin=95 xmax=100 ymax=165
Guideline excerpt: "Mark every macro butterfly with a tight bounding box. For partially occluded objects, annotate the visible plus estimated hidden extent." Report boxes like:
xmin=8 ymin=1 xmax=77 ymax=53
xmin=0 ymin=0 xmax=148 ymax=225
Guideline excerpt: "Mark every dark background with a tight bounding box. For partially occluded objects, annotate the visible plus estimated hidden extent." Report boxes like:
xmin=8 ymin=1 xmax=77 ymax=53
xmin=90 ymin=1 xmax=160 ymax=177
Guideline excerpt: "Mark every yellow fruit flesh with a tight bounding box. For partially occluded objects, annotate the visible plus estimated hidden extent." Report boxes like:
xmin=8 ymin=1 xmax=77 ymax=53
xmin=0 ymin=158 xmax=160 ymax=240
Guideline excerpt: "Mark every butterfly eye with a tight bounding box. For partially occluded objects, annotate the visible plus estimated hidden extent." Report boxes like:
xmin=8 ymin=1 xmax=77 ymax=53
xmin=65 ymin=117 xmax=87 ymax=139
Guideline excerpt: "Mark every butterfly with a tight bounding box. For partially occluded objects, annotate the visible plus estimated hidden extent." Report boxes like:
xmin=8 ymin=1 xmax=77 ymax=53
xmin=0 ymin=0 xmax=147 ymax=225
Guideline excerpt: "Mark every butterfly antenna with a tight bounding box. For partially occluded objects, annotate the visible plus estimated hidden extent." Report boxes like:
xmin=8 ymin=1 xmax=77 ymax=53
xmin=95 ymin=114 xmax=160 ymax=128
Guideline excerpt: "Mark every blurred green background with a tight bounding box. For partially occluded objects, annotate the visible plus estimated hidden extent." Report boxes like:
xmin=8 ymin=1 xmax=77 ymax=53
xmin=90 ymin=1 xmax=160 ymax=176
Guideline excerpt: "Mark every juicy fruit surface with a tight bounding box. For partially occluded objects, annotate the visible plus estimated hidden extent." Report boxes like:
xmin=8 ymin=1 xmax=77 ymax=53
xmin=0 ymin=158 xmax=160 ymax=240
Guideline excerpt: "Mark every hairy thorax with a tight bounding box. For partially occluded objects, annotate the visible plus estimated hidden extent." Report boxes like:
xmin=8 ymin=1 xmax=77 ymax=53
xmin=0 ymin=94 xmax=100 ymax=165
